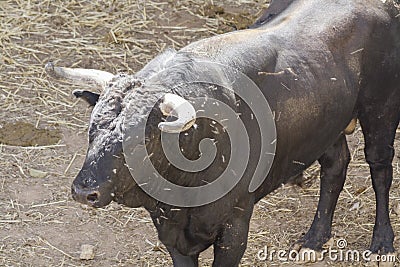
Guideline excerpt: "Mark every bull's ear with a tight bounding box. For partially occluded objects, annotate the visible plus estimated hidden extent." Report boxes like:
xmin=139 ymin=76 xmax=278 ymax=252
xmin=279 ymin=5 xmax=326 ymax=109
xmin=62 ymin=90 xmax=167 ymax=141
xmin=72 ymin=89 xmax=100 ymax=106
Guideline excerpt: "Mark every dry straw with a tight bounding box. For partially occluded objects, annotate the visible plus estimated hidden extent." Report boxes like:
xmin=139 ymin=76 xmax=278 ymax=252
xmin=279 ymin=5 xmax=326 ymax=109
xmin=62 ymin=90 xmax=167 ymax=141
xmin=0 ymin=0 xmax=399 ymax=266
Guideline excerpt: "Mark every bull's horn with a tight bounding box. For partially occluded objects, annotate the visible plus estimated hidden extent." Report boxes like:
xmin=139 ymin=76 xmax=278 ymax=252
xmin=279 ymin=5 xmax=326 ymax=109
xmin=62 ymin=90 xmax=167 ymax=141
xmin=45 ymin=62 xmax=114 ymax=87
xmin=158 ymin=93 xmax=196 ymax=133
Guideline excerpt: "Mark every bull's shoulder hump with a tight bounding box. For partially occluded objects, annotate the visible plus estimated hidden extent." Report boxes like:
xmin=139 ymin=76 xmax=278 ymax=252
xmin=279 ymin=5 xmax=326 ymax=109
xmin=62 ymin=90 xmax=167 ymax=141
xmin=180 ymin=0 xmax=392 ymax=63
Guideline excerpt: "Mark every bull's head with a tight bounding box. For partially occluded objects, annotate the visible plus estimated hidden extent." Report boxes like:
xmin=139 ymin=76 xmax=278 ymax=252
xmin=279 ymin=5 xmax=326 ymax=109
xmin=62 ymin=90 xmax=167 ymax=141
xmin=45 ymin=62 xmax=196 ymax=208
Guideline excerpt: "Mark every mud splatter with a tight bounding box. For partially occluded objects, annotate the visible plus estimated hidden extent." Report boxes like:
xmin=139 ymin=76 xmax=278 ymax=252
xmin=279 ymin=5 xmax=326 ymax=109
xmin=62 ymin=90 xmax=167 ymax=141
xmin=0 ymin=121 xmax=61 ymax=147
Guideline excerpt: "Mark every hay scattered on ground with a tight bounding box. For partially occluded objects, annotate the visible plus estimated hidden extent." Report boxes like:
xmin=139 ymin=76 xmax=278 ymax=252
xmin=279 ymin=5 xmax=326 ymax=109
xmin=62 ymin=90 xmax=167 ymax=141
xmin=1 ymin=0 xmax=400 ymax=266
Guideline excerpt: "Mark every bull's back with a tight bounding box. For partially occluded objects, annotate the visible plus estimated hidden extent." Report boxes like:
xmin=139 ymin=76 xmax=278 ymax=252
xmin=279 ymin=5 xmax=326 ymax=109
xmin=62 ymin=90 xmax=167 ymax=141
xmin=181 ymin=0 xmax=397 ymax=192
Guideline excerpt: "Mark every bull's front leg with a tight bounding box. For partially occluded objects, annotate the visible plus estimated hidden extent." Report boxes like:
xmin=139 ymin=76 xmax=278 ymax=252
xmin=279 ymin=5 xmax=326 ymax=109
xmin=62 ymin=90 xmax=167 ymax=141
xmin=212 ymin=197 xmax=254 ymax=267
xmin=167 ymin=247 xmax=199 ymax=267
xmin=297 ymin=134 xmax=350 ymax=250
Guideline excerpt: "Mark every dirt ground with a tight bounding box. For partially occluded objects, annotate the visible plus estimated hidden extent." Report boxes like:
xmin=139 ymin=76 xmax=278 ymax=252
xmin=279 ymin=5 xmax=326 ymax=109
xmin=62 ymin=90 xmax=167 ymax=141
xmin=1 ymin=0 xmax=400 ymax=266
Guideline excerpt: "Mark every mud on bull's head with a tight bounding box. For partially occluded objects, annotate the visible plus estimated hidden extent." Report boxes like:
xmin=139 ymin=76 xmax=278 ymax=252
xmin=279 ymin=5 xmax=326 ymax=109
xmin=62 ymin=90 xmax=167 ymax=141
xmin=45 ymin=59 xmax=197 ymax=208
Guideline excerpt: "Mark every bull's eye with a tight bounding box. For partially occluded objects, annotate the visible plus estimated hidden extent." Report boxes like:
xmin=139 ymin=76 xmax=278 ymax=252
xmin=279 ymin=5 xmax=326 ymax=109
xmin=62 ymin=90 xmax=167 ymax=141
xmin=105 ymin=144 xmax=113 ymax=152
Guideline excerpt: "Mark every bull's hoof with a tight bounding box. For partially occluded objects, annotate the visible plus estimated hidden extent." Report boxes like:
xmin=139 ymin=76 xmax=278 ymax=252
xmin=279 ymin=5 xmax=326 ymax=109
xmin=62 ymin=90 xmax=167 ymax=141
xmin=293 ymin=235 xmax=333 ymax=252
xmin=367 ymin=253 xmax=396 ymax=267
xmin=297 ymin=247 xmax=320 ymax=263
xmin=291 ymin=238 xmax=334 ymax=264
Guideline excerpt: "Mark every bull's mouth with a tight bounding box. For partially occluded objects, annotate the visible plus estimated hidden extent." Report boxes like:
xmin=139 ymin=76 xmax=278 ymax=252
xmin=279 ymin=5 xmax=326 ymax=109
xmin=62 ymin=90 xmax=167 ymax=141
xmin=71 ymin=183 xmax=113 ymax=208
xmin=110 ymin=182 xmax=143 ymax=208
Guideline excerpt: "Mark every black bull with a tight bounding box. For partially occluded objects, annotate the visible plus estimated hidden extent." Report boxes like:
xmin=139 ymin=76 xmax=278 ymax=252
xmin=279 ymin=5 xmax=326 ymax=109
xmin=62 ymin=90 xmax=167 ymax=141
xmin=46 ymin=0 xmax=400 ymax=266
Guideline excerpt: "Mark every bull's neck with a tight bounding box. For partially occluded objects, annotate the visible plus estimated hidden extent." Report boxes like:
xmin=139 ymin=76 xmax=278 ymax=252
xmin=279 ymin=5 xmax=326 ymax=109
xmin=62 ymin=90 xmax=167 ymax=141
xmin=180 ymin=28 xmax=277 ymax=74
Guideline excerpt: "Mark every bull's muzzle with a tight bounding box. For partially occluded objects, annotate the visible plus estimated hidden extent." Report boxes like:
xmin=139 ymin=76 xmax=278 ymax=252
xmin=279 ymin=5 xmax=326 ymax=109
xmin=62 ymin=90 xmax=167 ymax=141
xmin=71 ymin=182 xmax=113 ymax=208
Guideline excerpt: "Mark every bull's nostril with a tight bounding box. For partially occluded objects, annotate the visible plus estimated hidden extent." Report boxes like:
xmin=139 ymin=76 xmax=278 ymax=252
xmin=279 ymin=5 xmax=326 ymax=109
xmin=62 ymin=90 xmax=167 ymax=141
xmin=87 ymin=192 xmax=99 ymax=203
